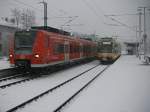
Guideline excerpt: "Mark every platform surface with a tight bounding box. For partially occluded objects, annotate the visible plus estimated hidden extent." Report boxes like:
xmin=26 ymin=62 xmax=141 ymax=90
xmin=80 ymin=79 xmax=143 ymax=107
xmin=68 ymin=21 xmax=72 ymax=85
xmin=64 ymin=55 xmax=150 ymax=112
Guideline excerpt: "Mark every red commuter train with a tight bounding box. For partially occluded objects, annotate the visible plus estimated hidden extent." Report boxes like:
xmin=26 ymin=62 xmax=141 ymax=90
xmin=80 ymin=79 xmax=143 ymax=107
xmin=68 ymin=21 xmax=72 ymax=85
xmin=9 ymin=26 xmax=97 ymax=68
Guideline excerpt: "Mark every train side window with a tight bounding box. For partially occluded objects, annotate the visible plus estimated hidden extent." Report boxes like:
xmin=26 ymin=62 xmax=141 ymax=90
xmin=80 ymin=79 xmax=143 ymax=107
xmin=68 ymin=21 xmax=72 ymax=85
xmin=76 ymin=45 xmax=80 ymax=53
xmin=83 ymin=45 xmax=86 ymax=53
xmin=74 ymin=45 xmax=77 ymax=53
xmin=74 ymin=45 xmax=79 ymax=53
xmin=54 ymin=44 xmax=58 ymax=54
xmin=84 ymin=45 xmax=90 ymax=53
xmin=79 ymin=45 xmax=83 ymax=52
xmin=59 ymin=44 xmax=64 ymax=53
xmin=54 ymin=43 xmax=64 ymax=54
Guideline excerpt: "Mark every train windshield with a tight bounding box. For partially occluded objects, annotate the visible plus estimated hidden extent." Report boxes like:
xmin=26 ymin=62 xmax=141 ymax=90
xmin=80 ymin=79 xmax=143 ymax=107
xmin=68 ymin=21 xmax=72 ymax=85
xmin=15 ymin=31 xmax=36 ymax=54
xmin=98 ymin=41 xmax=112 ymax=53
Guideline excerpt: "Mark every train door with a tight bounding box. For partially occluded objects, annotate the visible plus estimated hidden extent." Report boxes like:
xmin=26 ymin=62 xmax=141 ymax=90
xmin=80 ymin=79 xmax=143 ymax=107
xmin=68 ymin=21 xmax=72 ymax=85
xmin=80 ymin=43 xmax=83 ymax=58
xmin=64 ymin=41 xmax=69 ymax=62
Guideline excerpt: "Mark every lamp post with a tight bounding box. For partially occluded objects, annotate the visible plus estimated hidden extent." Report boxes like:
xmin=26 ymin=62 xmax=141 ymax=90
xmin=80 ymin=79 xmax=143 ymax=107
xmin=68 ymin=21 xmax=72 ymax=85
xmin=138 ymin=7 xmax=148 ymax=56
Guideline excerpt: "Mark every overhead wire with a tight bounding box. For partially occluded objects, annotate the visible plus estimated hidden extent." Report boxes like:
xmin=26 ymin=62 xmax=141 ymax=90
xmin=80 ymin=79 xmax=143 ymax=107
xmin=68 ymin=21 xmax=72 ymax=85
xmin=60 ymin=16 xmax=78 ymax=28
xmin=81 ymin=0 xmax=102 ymax=20
xmin=105 ymin=13 xmax=139 ymax=16
xmin=105 ymin=16 xmax=136 ymax=31
xmin=13 ymin=0 xmax=41 ymax=11
xmin=12 ymin=0 xmax=82 ymax=32
xmin=11 ymin=0 xmax=139 ymax=34
xmin=11 ymin=0 xmax=79 ymax=29
xmin=91 ymin=0 xmax=116 ymax=35
xmin=91 ymin=0 xmax=137 ymax=32
xmin=81 ymin=0 xmax=110 ymax=36
xmin=12 ymin=0 xmax=67 ymax=20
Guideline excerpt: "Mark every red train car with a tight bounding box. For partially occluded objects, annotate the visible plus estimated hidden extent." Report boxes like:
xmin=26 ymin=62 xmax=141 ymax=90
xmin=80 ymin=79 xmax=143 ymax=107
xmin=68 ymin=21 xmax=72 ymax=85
xmin=9 ymin=26 xmax=97 ymax=68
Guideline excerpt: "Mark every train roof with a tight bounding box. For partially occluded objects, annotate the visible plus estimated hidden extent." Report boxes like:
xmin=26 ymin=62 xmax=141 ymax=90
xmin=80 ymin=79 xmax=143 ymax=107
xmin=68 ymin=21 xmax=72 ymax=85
xmin=15 ymin=26 xmax=96 ymax=45
xmin=101 ymin=37 xmax=113 ymax=40
xmin=31 ymin=26 xmax=70 ymax=36
xmin=99 ymin=37 xmax=117 ymax=41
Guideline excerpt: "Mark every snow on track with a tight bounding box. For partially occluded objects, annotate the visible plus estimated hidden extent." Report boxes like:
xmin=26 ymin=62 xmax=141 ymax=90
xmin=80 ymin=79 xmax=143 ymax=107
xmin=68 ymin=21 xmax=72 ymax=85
xmin=15 ymin=65 xmax=107 ymax=112
xmin=0 ymin=57 xmax=11 ymax=70
xmin=0 ymin=60 xmax=99 ymax=112
xmin=0 ymin=76 xmax=28 ymax=87
xmin=63 ymin=56 xmax=150 ymax=112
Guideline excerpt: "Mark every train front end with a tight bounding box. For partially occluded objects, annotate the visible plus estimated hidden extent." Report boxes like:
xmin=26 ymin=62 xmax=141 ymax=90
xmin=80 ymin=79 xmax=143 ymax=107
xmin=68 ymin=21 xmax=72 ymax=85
xmin=97 ymin=40 xmax=114 ymax=61
xmin=96 ymin=38 xmax=120 ymax=63
xmin=9 ymin=30 xmax=37 ymax=68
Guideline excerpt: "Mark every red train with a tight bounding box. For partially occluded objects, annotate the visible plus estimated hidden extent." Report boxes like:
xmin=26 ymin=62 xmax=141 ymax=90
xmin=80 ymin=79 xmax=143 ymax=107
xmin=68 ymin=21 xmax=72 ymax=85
xmin=9 ymin=26 xmax=97 ymax=68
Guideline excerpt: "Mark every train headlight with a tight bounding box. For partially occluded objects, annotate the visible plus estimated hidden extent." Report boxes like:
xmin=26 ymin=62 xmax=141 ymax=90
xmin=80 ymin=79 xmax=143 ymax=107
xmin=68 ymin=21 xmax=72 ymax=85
xmin=34 ymin=54 xmax=40 ymax=58
xmin=9 ymin=54 xmax=13 ymax=57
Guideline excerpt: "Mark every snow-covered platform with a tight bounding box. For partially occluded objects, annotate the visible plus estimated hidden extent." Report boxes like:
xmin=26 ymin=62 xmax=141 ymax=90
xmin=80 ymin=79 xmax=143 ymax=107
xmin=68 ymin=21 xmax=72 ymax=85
xmin=65 ymin=55 xmax=150 ymax=112
xmin=0 ymin=57 xmax=11 ymax=70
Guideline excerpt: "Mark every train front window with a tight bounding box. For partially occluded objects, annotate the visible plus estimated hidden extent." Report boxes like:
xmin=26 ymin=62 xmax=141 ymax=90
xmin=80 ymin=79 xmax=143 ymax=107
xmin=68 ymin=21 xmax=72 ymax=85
xmin=15 ymin=31 xmax=36 ymax=54
xmin=98 ymin=42 xmax=112 ymax=53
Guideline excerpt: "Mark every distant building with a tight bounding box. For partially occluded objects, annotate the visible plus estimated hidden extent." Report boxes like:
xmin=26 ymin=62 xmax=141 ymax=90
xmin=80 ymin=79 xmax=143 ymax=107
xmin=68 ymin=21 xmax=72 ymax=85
xmin=124 ymin=42 xmax=139 ymax=55
xmin=0 ymin=25 xmax=17 ymax=57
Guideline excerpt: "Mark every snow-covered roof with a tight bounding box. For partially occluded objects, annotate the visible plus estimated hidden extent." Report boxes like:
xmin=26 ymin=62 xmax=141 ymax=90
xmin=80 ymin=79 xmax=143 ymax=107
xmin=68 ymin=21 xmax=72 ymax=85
xmin=0 ymin=19 xmax=18 ymax=29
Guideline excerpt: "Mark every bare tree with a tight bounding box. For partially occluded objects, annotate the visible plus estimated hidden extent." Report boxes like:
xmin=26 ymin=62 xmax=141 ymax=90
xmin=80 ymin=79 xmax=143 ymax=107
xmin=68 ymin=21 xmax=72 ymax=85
xmin=21 ymin=9 xmax=36 ymax=29
xmin=11 ymin=8 xmax=21 ymax=28
xmin=11 ymin=8 xmax=36 ymax=29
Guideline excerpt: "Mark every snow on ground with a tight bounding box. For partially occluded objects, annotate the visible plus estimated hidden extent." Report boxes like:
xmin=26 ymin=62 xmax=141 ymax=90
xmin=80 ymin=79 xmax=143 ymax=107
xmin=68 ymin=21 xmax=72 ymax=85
xmin=63 ymin=55 xmax=150 ymax=112
xmin=0 ymin=76 xmax=28 ymax=86
xmin=0 ymin=56 xmax=150 ymax=112
xmin=0 ymin=61 xmax=99 ymax=112
xmin=0 ymin=57 xmax=11 ymax=70
xmin=16 ymin=65 xmax=106 ymax=112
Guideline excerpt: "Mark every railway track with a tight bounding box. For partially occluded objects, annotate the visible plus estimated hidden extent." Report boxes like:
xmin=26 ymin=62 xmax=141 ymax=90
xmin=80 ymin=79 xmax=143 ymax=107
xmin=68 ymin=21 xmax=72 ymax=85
xmin=0 ymin=68 xmax=22 ymax=79
xmin=0 ymin=60 xmax=95 ymax=89
xmin=0 ymin=75 xmax=39 ymax=89
xmin=0 ymin=67 xmax=65 ymax=89
xmin=0 ymin=68 xmax=14 ymax=73
xmin=5 ymin=64 xmax=109 ymax=112
xmin=54 ymin=65 xmax=109 ymax=112
xmin=0 ymin=73 xmax=29 ymax=82
xmin=0 ymin=69 xmax=32 ymax=88
xmin=0 ymin=68 xmax=51 ymax=89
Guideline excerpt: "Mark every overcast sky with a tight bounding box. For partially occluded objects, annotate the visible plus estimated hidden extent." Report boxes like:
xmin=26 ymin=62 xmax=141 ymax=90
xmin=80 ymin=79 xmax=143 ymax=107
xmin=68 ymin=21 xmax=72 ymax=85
xmin=0 ymin=0 xmax=150 ymax=42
